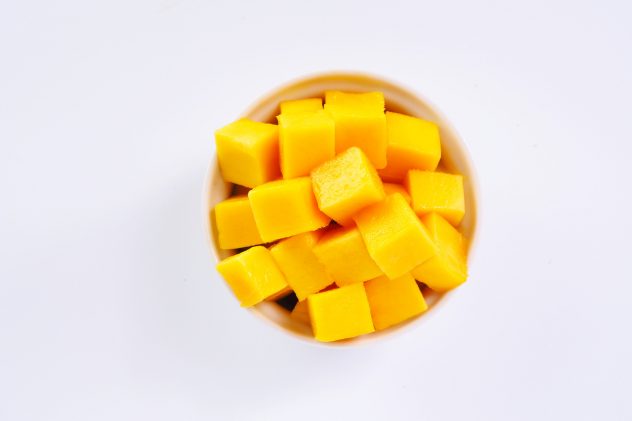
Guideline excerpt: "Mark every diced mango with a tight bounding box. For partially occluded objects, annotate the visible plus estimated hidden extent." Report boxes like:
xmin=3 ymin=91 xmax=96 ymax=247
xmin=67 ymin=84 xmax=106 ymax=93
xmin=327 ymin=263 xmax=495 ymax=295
xmin=353 ymin=193 xmax=437 ymax=279
xmin=382 ymin=183 xmax=411 ymax=205
xmin=266 ymin=286 xmax=293 ymax=302
xmin=325 ymin=91 xmax=384 ymax=113
xmin=215 ymin=119 xmax=280 ymax=188
xmin=280 ymin=98 xmax=323 ymax=114
xmin=277 ymin=110 xmax=335 ymax=179
xmin=364 ymin=274 xmax=428 ymax=330
xmin=248 ymin=177 xmax=331 ymax=242
xmin=291 ymin=299 xmax=310 ymax=325
xmin=270 ymin=231 xmax=333 ymax=301
xmin=324 ymin=91 xmax=387 ymax=169
xmin=406 ymin=170 xmax=465 ymax=226
xmin=214 ymin=195 xmax=263 ymax=250
xmin=311 ymin=147 xmax=385 ymax=225
xmin=308 ymin=283 xmax=375 ymax=342
xmin=313 ymin=225 xmax=382 ymax=286
xmin=411 ymin=213 xmax=468 ymax=291
xmin=216 ymin=246 xmax=288 ymax=307
xmin=378 ymin=112 xmax=441 ymax=181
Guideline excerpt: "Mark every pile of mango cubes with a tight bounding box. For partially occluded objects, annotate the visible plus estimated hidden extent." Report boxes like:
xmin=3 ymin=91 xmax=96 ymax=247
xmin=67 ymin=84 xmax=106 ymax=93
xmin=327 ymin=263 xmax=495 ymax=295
xmin=213 ymin=91 xmax=467 ymax=342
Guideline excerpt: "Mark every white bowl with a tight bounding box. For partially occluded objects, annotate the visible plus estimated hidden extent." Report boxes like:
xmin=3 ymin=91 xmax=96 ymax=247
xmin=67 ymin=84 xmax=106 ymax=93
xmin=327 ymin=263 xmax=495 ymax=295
xmin=203 ymin=72 xmax=479 ymax=346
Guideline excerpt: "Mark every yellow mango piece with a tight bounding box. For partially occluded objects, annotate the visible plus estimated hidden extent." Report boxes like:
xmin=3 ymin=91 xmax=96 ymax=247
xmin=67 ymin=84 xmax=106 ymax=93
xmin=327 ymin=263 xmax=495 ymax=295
xmin=270 ymin=231 xmax=333 ymax=301
xmin=325 ymin=91 xmax=384 ymax=113
xmin=378 ymin=112 xmax=441 ymax=181
xmin=215 ymin=119 xmax=280 ymax=188
xmin=411 ymin=213 xmax=468 ymax=291
xmin=277 ymin=110 xmax=335 ymax=179
xmin=382 ymin=182 xmax=411 ymax=205
xmin=406 ymin=170 xmax=465 ymax=226
xmin=214 ymin=195 xmax=263 ymax=250
xmin=313 ymin=225 xmax=382 ymax=287
xmin=291 ymin=299 xmax=310 ymax=325
xmin=280 ymin=98 xmax=322 ymax=114
xmin=266 ymin=286 xmax=293 ymax=302
xmin=365 ymin=274 xmax=428 ymax=330
xmin=308 ymin=283 xmax=375 ymax=342
xmin=311 ymin=147 xmax=385 ymax=225
xmin=320 ymin=284 xmax=338 ymax=292
xmin=324 ymin=91 xmax=387 ymax=169
xmin=216 ymin=246 xmax=288 ymax=307
xmin=353 ymin=193 xmax=437 ymax=279
xmin=248 ymin=177 xmax=331 ymax=242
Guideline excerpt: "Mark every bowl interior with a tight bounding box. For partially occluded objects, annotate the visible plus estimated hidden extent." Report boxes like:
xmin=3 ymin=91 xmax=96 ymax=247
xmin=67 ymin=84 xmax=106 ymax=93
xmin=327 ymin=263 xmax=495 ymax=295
xmin=204 ymin=72 xmax=479 ymax=345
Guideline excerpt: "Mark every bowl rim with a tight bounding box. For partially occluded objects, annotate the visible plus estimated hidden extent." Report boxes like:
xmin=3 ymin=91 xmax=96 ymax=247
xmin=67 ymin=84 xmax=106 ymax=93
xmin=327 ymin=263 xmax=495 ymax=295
xmin=202 ymin=70 xmax=481 ymax=347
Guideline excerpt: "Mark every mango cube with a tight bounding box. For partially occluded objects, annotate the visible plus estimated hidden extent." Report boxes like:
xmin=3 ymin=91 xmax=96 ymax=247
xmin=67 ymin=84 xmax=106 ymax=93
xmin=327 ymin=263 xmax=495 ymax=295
xmin=313 ymin=225 xmax=382 ymax=286
xmin=308 ymin=283 xmax=375 ymax=342
xmin=378 ymin=112 xmax=441 ymax=181
xmin=249 ymin=177 xmax=331 ymax=242
xmin=353 ymin=193 xmax=437 ymax=279
xmin=406 ymin=170 xmax=465 ymax=226
xmin=280 ymin=98 xmax=322 ymax=114
xmin=365 ymin=274 xmax=428 ymax=330
xmin=277 ymin=110 xmax=335 ymax=179
xmin=291 ymin=299 xmax=310 ymax=325
xmin=216 ymin=246 xmax=288 ymax=307
xmin=311 ymin=147 xmax=385 ymax=225
xmin=270 ymin=231 xmax=333 ymax=301
xmin=214 ymin=195 xmax=263 ymax=250
xmin=215 ymin=119 xmax=280 ymax=188
xmin=412 ymin=213 xmax=468 ymax=291
xmin=382 ymin=183 xmax=411 ymax=205
xmin=324 ymin=91 xmax=387 ymax=169
xmin=265 ymin=286 xmax=293 ymax=302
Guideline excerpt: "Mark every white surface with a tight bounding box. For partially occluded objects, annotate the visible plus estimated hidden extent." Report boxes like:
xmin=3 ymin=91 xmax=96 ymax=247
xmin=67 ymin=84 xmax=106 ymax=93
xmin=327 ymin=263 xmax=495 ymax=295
xmin=1 ymin=1 xmax=631 ymax=420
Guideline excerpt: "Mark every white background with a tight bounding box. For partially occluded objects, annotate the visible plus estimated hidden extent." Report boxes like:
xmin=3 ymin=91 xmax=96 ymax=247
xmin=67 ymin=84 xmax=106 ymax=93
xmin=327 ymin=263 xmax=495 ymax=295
xmin=1 ymin=1 xmax=631 ymax=420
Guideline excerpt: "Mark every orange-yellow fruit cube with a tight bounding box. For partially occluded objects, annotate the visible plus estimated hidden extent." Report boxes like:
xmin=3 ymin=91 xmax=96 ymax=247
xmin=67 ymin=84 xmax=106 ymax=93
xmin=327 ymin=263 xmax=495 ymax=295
xmin=307 ymin=283 xmax=375 ymax=342
xmin=214 ymin=195 xmax=263 ymax=250
xmin=378 ymin=112 xmax=441 ymax=181
xmin=406 ymin=170 xmax=465 ymax=226
xmin=270 ymin=231 xmax=333 ymax=301
xmin=248 ymin=177 xmax=331 ymax=242
xmin=277 ymin=110 xmax=335 ymax=179
xmin=311 ymin=147 xmax=385 ymax=225
xmin=324 ymin=91 xmax=387 ymax=169
xmin=265 ymin=286 xmax=293 ymax=302
xmin=353 ymin=193 xmax=437 ymax=279
xmin=280 ymin=98 xmax=323 ymax=114
xmin=382 ymin=183 xmax=411 ymax=205
xmin=412 ymin=213 xmax=468 ymax=291
xmin=325 ymin=90 xmax=384 ymax=109
xmin=365 ymin=274 xmax=428 ymax=330
xmin=291 ymin=299 xmax=310 ymax=325
xmin=215 ymin=119 xmax=280 ymax=188
xmin=216 ymin=246 xmax=288 ymax=307
xmin=313 ymin=225 xmax=382 ymax=286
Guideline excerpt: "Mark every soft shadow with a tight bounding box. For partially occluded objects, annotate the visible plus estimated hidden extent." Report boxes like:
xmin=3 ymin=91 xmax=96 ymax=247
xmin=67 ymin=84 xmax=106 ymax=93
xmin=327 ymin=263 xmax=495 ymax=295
xmin=122 ymin=166 xmax=383 ymax=416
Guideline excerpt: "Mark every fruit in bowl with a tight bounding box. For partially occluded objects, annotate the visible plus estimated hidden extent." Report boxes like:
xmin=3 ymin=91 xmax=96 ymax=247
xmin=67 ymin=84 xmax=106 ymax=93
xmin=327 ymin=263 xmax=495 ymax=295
xmin=205 ymin=73 xmax=478 ymax=344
